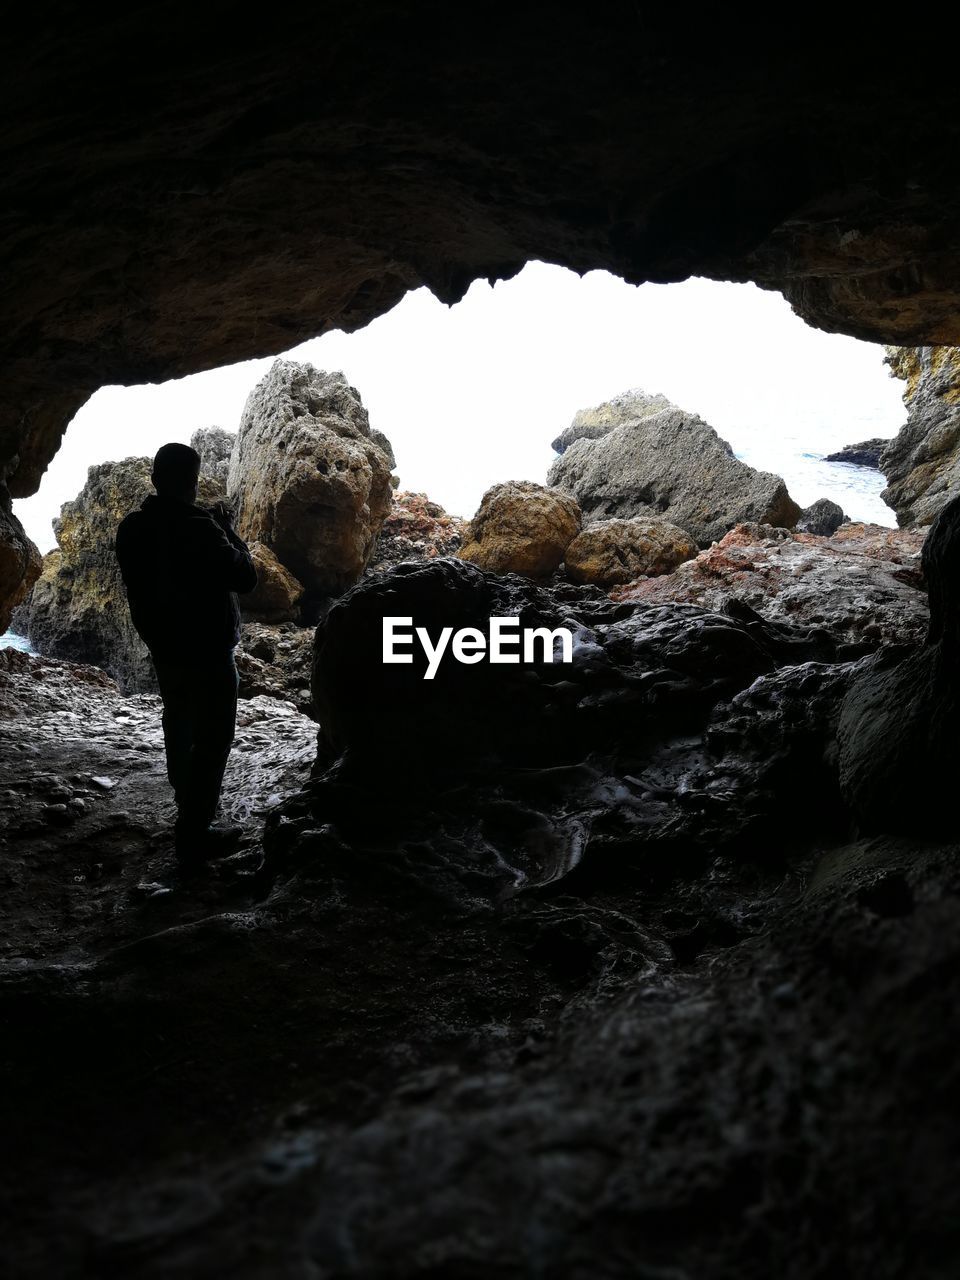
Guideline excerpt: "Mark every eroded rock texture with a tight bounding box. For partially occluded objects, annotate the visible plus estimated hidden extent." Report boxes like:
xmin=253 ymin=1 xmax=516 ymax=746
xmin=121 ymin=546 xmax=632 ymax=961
xmin=0 ymin=490 xmax=41 ymax=634
xmin=6 ymin=19 xmax=960 ymax=619
xmin=880 ymin=345 xmax=960 ymax=526
xmin=550 ymin=388 xmax=672 ymax=455
xmin=564 ymin=515 xmax=698 ymax=586
xmin=228 ymin=361 xmax=394 ymax=597
xmin=457 ymin=480 xmax=582 ymax=578
xmin=548 ymin=399 xmax=801 ymax=545
xmin=838 ymin=493 xmax=960 ymax=834
xmin=612 ymin=522 xmax=928 ymax=653
xmin=12 ymin=456 xmax=226 ymax=692
xmin=796 ymin=497 xmax=848 ymax=535
xmin=367 ymin=490 xmax=467 ymax=573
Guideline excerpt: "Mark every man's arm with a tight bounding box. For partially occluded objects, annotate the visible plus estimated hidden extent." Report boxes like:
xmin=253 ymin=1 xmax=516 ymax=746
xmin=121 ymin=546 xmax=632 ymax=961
xmin=198 ymin=507 xmax=258 ymax=594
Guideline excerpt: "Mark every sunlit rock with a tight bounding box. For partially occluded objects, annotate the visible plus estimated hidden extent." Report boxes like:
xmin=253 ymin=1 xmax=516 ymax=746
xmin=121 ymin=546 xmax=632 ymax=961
xmin=227 ymin=360 xmax=395 ymax=597
xmin=880 ymin=345 xmax=960 ymax=527
xmin=548 ymin=397 xmax=801 ymax=545
xmin=564 ymin=515 xmax=697 ymax=586
xmin=457 ymin=480 xmax=581 ymax=579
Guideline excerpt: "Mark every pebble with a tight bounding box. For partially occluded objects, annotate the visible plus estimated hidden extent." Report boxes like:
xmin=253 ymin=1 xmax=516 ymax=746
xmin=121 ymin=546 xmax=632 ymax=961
xmin=91 ymin=777 xmax=117 ymax=790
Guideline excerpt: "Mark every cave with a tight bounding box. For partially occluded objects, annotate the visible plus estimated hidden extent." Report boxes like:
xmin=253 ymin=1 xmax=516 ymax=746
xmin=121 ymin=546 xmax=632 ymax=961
xmin=2 ymin=12 xmax=960 ymax=1278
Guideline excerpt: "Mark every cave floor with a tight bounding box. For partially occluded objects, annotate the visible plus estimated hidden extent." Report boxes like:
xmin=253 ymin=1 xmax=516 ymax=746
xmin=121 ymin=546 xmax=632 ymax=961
xmin=1 ymin=650 xmax=959 ymax=1278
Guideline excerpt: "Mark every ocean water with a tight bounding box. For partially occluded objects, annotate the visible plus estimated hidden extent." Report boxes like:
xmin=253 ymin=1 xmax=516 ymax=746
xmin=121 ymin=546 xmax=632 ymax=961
xmin=0 ymin=631 xmax=36 ymax=654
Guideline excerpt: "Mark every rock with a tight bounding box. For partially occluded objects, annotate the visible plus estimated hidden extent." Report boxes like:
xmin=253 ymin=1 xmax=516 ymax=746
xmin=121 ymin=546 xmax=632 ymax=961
xmin=235 ymin=623 xmax=315 ymax=718
xmin=367 ymin=491 xmax=468 ymax=573
xmin=796 ymin=497 xmax=848 ymax=536
xmin=838 ymin=491 xmax=960 ymax=833
xmin=0 ymin=489 xmax=41 ymax=634
xmin=241 ymin=543 xmax=304 ymax=623
xmin=227 ymin=360 xmax=395 ymax=596
xmin=824 ymin=438 xmax=889 ymax=468
xmin=612 ymin=522 xmax=928 ymax=653
xmin=880 ymin=346 xmax=960 ymax=527
xmin=547 ymin=397 xmax=802 ymax=545
xmin=551 ymin=388 xmax=672 ymax=454
xmin=457 ymin=481 xmax=581 ymax=578
xmin=189 ymin=426 xmax=235 ymax=490
xmin=563 ymin=516 xmax=698 ymax=586
xmin=11 ymin=456 xmax=225 ymax=693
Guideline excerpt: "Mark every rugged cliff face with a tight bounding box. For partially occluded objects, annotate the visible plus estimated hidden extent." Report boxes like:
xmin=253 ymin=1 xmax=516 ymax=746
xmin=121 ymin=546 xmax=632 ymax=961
xmin=880 ymin=346 xmax=960 ymax=526
xmin=6 ymin=16 xmax=960 ymax=620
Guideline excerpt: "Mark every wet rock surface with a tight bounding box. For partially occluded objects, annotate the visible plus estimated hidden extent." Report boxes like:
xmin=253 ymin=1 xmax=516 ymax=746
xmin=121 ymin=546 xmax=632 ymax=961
xmin=880 ymin=345 xmax=960 ymax=527
xmin=824 ymin=437 xmax=889 ymax=468
xmin=547 ymin=399 xmax=801 ymax=546
xmin=612 ymin=522 xmax=928 ymax=653
xmin=0 ymin=558 xmax=957 ymax=1276
xmin=236 ymin=621 xmax=315 ymax=718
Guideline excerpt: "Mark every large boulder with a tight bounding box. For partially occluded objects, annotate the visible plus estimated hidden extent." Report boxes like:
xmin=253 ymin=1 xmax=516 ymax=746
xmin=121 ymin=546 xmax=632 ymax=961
xmin=551 ymin=388 xmax=671 ymax=454
xmin=547 ymin=396 xmax=801 ymax=545
xmin=12 ymin=456 xmax=225 ymax=692
xmin=227 ymin=360 xmax=395 ymax=596
xmin=563 ymin=516 xmax=697 ymax=586
xmin=880 ymin=346 xmax=960 ymax=527
xmin=457 ymin=480 xmax=581 ymax=578
xmin=796 ymin=498 xmax=848 ymax=536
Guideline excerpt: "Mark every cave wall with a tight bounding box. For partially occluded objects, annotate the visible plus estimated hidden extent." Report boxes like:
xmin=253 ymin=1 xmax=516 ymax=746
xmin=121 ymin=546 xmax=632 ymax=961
xmin=5 ymin=9 xmax=960 ymax=619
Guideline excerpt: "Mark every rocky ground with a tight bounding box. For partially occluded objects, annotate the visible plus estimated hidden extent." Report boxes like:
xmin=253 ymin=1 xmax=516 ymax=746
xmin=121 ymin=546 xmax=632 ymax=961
xmin=2 ymin=543 xmax=959 ymax=1277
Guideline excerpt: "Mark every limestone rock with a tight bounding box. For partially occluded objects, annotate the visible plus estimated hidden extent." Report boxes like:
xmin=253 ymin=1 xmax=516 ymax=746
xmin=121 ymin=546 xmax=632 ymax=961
xmin=227 ymin=360 xmax=394 ymax=596
xmin=551 ymin=388 xmax=672 ymax=454
xmin=13 ymin=456 xmax=224 ymax=693
xmin=880 ymin=346 xmax=960 ymax=527
xmin=564 ymin=516 xmax=697 ymax=586
xmin=242 ymin=543 xmax=304 ymax=623
xmin=824 ymin=438 xmax=888 ymax=468
xmin=235 ymin=622 xmax=315 ymax=717
xmin=367 ymin=491 xmax=467 ymax=573
xmin=190 ymin=426 xmax=235 ymax=490
xmin=547 ymin=399 xmax=801 ymax=546
xmin=0 ymin=489 xmax=41 ymax=634
xmin=796 ymin=498 xmax=848 ymax=536
xmin=457 ymin=481 xmax=581 ymax=578
xmin=612 ymin=522 xmax=928 ymax=653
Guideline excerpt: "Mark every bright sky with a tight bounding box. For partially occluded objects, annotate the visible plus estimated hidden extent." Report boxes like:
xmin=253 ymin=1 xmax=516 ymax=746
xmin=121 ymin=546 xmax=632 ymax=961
xmin=15 ymin=262 xmax=907 ymax=554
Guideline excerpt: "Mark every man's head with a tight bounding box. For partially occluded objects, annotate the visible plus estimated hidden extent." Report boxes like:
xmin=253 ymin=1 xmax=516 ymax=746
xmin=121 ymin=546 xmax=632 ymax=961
xmin=152 ymin=443 xmax=201 ymax=503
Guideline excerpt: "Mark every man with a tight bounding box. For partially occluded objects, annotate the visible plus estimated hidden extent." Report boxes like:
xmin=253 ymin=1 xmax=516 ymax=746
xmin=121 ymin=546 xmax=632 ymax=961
xmin=116 ymin=442 xmax=258 ymax=865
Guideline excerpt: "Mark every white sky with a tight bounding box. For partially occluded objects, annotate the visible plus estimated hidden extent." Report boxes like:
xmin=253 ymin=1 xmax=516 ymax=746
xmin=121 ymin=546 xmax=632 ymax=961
xmin=15 ymin=262 xmax=907 ymax=553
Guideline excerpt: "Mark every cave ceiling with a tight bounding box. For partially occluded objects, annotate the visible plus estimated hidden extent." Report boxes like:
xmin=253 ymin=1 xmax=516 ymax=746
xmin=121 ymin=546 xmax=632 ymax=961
xmin=4 ymin=9 xmax=960 ymax=497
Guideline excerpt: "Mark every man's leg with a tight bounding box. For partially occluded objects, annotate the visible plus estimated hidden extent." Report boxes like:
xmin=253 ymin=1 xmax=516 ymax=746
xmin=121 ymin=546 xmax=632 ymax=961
xmin=185 ymin=651 xmax=240 ymax=829
xmin=151 ymin=656 xmax=194 ymax=807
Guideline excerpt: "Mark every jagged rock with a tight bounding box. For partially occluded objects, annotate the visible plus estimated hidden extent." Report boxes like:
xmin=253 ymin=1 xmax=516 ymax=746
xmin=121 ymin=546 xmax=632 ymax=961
xmin=367 ymin=490 xmax=467 ymax=573
xmin=189 ymin=426 xmax=235 ymax=490
xmin=457 ymin=481 xmax=581 ymax=578
xmin=235 ymin=622 xmax=315 ymax=717
xmin=227 ymin=360 xmax=394 ymax=596
xmin=0 ymin=490 xmax=41 ymax=634
xmin=551 ymin=388 xmax=671 ymax=454
xmin=824 ymin=437 xmax=888 ymax=468
xmin=838 ymin=492 xmax=960 ymax=833
xmin=547 ymin=398 xmax=802 ymax=545
xmin=563 ymin=516 xmax=697 ymax=586
xmin=241 ymin=543 xmax=304 ymax=623
xmin=797 ymin=497 xmax=848 ymax=536
xmin=880 ymin=346 xmax=960 ymax=527
xmin=612 ymin=522 xmax=928 ymax=653
xmin=12 ymin=455 xmax=225 ymax=692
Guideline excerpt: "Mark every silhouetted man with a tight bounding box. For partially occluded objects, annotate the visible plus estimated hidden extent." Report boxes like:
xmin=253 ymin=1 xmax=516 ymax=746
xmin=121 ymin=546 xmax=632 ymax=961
xmin=115 ymin=443 xmax=258 ymax=865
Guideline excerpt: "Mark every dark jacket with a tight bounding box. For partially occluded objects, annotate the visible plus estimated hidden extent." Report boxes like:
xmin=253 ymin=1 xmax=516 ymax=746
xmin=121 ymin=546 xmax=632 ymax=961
xmin=115 ymin=494 xmax=258 ymax=659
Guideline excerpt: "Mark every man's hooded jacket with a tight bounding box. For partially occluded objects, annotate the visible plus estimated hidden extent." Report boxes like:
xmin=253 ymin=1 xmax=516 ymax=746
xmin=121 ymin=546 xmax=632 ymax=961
xmin=115 ymin=494 xmax=258 ymax=660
